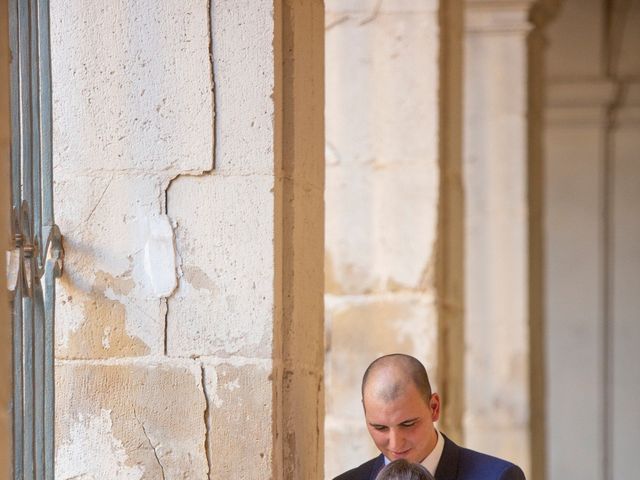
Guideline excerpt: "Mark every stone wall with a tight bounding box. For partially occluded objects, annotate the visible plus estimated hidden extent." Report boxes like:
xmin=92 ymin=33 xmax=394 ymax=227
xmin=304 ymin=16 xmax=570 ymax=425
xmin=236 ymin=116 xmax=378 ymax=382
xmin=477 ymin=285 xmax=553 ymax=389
xmin=324 ymin=1 xmax=442 ymax=477
xmin=52 ymin=1 xmax=324 ymax=478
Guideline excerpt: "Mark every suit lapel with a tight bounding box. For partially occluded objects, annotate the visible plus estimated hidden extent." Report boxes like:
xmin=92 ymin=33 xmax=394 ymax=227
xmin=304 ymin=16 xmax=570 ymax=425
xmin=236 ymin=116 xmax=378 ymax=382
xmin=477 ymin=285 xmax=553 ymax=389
xmin=368 ymin=454 xmax=385 ymax=480
xmin=434 ymin=434 xmax=460 ymax=480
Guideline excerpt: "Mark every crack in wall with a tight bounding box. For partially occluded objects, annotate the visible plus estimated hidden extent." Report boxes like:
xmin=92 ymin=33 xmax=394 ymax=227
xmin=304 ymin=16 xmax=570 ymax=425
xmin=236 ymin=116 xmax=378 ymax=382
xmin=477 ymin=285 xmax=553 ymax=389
xmin=201 ymin=364 xmax=213 ymax=479
xmin=162 ymin=0 xmax=218 ymax=358
xmin=134 ymin=410 xmax=166 ymax=480
xmin=161 ymin=298 xmax=168 ymax=356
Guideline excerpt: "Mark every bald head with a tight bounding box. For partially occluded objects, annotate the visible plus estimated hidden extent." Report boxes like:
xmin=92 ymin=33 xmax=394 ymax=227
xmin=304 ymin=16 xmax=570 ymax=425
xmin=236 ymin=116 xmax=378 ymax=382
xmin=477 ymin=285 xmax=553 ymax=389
xmin=361 ymin=354 xmax=432 ymax=405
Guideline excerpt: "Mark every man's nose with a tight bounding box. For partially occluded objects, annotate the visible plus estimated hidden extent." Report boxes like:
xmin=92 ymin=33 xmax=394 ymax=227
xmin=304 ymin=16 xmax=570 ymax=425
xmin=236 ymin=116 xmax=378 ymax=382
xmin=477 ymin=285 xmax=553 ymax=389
xmin=388 ymin=428 xmax=404 ymax=451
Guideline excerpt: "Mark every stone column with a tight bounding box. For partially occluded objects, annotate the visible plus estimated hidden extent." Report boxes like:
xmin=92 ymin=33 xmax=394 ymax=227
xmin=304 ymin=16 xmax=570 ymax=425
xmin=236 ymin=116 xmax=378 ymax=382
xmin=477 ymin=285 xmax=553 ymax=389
xmin=52 ymin=1 xmax=324 ymax=479
xmin=324 ymin=0 xmax=442 ymax=476
xmin=544 ymin=77 xmax=615 ymax=480
xmin=610 ymin=81 xmax=640 ymax=480
xmin=463 ymin=1 xmax=535 ymax=475
xmin=0 ymin=0 xmax=13 ymax=474
xmin=544 ymin=1 xmax=640 ymax=478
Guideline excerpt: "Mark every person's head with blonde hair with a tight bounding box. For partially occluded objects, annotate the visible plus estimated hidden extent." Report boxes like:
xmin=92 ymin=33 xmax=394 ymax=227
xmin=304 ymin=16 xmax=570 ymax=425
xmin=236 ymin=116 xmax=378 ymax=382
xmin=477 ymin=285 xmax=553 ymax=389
xmin=375 ymin=459 xmax=434 ymax=480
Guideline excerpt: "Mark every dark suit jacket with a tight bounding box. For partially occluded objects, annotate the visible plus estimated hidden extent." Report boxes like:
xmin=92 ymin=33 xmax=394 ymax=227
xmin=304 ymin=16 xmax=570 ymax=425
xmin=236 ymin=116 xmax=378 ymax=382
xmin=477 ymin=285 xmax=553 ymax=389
xmin=333 ymin=434 xmax=525 ymax=480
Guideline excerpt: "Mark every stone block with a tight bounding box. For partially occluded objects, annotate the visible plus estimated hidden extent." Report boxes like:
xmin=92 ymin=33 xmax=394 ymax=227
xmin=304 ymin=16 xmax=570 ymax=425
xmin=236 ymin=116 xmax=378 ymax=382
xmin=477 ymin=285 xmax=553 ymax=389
xmin=326 ymin=10 xmax=438 ymax=167
xmin=55 ymin=176 xmax=168 ymax=357
xmin=55 ymin=362 xmax=208 ymax=479
xmin=204 ymin=362 xmax=272 ymax=479
xmin=211 ymin=0 xmax=276 ymax=175
xmin=51 ymin=0 xmax=213 ymax=174
xmin=280 ymin=364 xmax=324 ymax=478
xmin=326 ymin=0 xmax=438 ymax=14
xmin=325 ymin=162 xmax=438 ymax=294
xmin=281 ymin=181 xmax=325 ymax=367
xmin=167 ymin=174 xmax=274 ymax=358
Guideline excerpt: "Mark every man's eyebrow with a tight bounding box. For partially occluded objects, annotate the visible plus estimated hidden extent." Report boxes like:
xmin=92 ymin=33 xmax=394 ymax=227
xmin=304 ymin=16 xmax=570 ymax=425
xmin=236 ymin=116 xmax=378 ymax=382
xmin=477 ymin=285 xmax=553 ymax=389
xmin=368 ymin=421 xmax=387 ymax=427
xmin=399 ymin=417 xmax=420 ymax=424
xmin=368 ymin=417 xmax=420 ymax=427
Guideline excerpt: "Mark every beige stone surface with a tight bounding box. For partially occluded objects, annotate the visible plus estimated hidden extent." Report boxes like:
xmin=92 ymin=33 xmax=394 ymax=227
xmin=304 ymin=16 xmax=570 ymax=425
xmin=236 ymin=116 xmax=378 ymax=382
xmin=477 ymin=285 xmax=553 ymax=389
xmin=50 ymin=0 xmax=325 ymax=477
xmin=167 ymin=174 xmax=275 ymax=358
xmin=325 ymin=3 xmax=440 ymax=294
xmin=54 ymin=175 xmax=167 ymax=358
xmin=210 ymin=0 xmax=276 ymax=176
xmin=324 ymin=1 xmax=440 ymax=476
xmin=326 ymin=0 xmax=438 ymax=13
xmin=55 ymin=362 xmax=208 ymax=479
xmin=204 ymin=362 xmax=272 ymax=479
xmin=51 ymin=0 xmax=213 ymax=175
xmin=276 ymin=2 xmax=326 ymax=477
xmin=325 ymin=5 xmax=439 ymax=293
xmin=463 ymin=2 xmax=533 ymax=474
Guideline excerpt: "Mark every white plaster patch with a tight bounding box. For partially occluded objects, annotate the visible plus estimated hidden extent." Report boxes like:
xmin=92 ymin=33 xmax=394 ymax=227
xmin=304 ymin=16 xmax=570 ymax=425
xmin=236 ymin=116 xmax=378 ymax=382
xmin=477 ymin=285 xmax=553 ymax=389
xmin=143 ymin=215 xmax=178 ymax=298
xmin=201 ymin=365 xmax=224 ymax=408
xmin=56 ymin=409 xmax=144 ymax=480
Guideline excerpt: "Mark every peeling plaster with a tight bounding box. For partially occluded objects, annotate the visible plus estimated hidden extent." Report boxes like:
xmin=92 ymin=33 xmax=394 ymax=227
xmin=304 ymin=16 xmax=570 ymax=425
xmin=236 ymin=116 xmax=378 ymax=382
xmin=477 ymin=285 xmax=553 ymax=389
xmin=56 ymin=410 xmax=144 ymax=480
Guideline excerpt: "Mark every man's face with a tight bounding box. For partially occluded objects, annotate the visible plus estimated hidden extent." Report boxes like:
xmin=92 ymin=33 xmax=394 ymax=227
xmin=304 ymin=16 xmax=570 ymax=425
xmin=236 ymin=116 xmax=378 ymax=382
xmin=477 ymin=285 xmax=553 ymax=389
xmin=363 ymin=383 xmax=440 ymax=464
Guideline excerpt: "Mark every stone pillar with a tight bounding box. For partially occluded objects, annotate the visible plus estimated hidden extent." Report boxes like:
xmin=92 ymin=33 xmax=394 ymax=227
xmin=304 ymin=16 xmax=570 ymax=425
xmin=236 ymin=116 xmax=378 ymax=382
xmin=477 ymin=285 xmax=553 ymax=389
xmin=544 ymin=1 xmax=640 ymax=479
xmin=544 ymin=77 xmax=615 ymax=480
xmin=436 ymin=0 xmax=465 ymax=445
xmin=0 ymin=0 xmax=13 ymax=475
xmin=463 ymin=1 xmax=535 ymax=475
xmin=324 ymin=1 xmax=442 ymax=476
xmin=610 ymin=81 xmax=640 ymax=480
xmin=52 ymin=1 xmax=324 ymax=479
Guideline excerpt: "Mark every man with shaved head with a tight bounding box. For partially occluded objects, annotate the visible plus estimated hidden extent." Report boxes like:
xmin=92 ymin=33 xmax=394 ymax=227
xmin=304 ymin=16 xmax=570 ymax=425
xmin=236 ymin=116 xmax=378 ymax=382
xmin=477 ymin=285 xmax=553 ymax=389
xmin=333 ymin=354 xmax=525 ymax=480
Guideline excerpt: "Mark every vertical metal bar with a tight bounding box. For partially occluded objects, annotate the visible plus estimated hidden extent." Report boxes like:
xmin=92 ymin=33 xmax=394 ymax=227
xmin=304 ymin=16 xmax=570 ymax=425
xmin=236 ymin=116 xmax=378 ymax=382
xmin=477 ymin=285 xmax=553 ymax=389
xmin=8 ymin=0 xmax=23 ymax=478
xmin=29 ymin=1 xmax=45 ymax=477
xmin=38 ymin=0 xmax=53 ymax=237
xmin=22 ymin=292 xmax=35 ymax=480
xmin=30 ymin=0 xmax=42 ymax=251
xmin=38 ymin=0 xmax=55 ymax=477
xmin=12 ymin=280 xmax=24 ymax=480
xmin=9 ymin=0 xmax=21 ymax=211
xmin=17 ymin=0 xmax=35 ymax=477
xmin=33 ymin=282 xmax=45 ymax=480
xmin=43 ymin=265 xmax=55 ymax=480
xmin=18 ymin=0 xmax=33 ymax=210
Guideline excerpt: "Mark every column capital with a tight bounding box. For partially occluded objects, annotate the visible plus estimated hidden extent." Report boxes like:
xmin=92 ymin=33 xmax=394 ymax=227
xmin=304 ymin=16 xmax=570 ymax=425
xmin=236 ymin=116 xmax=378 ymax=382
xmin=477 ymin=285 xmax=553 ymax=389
xmin=616 ymin=82 xmax=640 ymax=125
xmin=465 ymin=0 xmax=540 ymax=33
xmin=546 ymin=79 xmax=618 ymax=125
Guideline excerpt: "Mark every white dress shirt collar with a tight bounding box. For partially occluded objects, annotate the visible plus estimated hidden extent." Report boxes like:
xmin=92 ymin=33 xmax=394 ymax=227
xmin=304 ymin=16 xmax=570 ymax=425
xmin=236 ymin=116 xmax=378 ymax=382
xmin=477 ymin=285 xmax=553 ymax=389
xmin=421 ymin=428 xmax=444 ymax=475
xmin=383 ymin=428 xmax=445 ymax=476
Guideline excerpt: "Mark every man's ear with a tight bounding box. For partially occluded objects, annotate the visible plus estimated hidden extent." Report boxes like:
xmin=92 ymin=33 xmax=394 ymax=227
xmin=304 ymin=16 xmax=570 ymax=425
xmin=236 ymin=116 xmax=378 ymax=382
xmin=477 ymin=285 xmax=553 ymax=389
xmin=429 ymin=393 xmax=441 ymax=422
